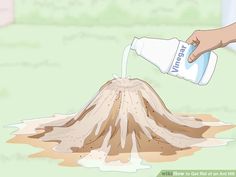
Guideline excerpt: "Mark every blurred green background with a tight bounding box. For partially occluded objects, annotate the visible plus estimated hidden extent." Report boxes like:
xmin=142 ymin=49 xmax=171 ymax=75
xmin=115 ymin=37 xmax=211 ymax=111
xmin=0 ymin=0 xmax=235 ymax=177
xmin=15 ymin=0 xmax=220 ymax=26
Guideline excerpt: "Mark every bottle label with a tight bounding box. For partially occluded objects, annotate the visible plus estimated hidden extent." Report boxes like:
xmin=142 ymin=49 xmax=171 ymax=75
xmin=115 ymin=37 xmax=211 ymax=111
xmin=168 ymin=41 xmax=210 ymax=83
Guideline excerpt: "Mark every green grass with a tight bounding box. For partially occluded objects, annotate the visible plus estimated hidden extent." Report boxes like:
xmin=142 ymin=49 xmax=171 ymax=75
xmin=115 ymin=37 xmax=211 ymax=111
xmin=0 ymin=24 xmax=236 ymax=177
xmin=15 ymin=0 xmax=221 ymax=26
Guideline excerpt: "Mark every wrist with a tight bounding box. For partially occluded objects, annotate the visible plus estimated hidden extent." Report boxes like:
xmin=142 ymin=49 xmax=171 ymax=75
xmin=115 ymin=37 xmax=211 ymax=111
xmin=220 ymin=23 xmax=236 ymax=46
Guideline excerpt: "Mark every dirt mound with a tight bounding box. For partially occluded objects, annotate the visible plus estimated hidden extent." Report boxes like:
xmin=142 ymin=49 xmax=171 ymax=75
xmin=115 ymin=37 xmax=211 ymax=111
xmin=8 ymin=78 xmax=234 ymax=171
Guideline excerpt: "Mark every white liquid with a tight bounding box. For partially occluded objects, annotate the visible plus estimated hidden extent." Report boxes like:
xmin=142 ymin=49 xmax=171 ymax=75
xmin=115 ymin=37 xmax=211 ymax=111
xmin=121 ymin=45 xmax=131 ymax=78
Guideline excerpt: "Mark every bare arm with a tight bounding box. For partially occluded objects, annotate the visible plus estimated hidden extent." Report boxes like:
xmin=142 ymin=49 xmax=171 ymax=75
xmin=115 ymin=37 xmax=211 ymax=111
xmin=186 ymin=22 xmax=236 ymax=63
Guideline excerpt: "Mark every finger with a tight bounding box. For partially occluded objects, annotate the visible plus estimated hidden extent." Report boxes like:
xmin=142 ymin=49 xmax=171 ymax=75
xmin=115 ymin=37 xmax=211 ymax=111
xmin=186 ymin=35 xmax=195 ymax=45
xmin=186 ymin=33 xmax=200 ymax=45
xmin=188 ymin=45 xmax=205 ymax=63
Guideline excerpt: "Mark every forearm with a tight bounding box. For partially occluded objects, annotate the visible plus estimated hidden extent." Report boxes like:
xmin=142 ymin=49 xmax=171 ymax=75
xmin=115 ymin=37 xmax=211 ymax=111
xmin=219 ymin=22 xmax=236 ymax=46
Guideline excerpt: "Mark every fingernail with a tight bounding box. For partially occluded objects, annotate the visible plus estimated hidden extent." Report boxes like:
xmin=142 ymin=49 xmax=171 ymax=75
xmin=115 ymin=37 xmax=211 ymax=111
xmin=188 ymin=58 xmax=193 ymax=63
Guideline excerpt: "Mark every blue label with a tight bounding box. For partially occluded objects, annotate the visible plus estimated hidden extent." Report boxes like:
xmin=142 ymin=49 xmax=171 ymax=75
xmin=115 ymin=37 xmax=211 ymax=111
xmin=185 ymin=45 xmax=210 ymax=83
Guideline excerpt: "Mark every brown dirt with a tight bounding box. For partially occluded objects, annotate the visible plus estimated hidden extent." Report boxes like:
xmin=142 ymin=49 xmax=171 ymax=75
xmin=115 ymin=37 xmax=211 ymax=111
xmin=8 ymin=114 xmax=234 ymax=167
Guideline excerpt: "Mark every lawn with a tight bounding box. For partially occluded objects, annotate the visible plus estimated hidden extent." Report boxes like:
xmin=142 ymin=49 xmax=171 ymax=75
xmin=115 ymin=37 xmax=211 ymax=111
xmin=0 ymin=24 xmax=236 ymax=177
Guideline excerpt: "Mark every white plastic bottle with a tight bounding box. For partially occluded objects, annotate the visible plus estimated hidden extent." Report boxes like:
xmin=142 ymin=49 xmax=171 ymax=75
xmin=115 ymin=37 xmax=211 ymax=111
xmin=130 ymin=37 xmax=217 ymax=85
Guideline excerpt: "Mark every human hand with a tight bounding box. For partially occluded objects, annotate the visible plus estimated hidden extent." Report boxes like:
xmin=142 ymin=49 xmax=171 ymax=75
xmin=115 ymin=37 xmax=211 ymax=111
xmin=186 ymin=29 xmax=225 ymax=63
xmin=186 ymin=23 xmax=236 ymax=63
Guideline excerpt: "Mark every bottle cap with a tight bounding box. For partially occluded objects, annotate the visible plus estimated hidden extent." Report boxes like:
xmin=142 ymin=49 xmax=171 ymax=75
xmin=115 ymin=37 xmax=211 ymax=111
xmin=130 ymin=38 xmax=143 ymax=55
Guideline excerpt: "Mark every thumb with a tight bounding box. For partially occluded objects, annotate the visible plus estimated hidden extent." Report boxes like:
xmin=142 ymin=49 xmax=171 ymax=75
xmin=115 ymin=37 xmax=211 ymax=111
xmin=188 ymin=45 xmax=205 ymax=63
